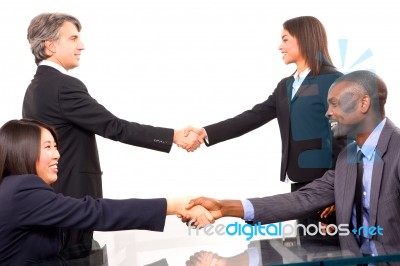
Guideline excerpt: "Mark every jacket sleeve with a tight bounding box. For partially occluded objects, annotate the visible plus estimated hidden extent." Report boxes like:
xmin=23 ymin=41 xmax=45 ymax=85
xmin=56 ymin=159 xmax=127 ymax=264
xmin=14 ymin=176 xmax=166 ymax=232
xmin=248 ymin=170 xmax=335 ymax=224
xmin=57 ymin=75 xmax=174 ymax=153
xmin=203 ymin=84 xmax=280 ymax=146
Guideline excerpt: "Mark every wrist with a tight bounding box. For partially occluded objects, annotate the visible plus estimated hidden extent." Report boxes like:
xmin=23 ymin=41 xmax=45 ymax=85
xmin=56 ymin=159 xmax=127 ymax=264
xmin=167 ymin=197 xmax=192 ymax=215
xmin=201 ymin=127 xmax=208 ymax=137
xmin=172 ymin=130 xmax=178 ymax=143
xmin=220 ymin=200 xmax=244 ymax=218
xmin=166 ymin=198 xmax=175 ymax=215
xmin=166 ymin=198 xmax=181 ymax=215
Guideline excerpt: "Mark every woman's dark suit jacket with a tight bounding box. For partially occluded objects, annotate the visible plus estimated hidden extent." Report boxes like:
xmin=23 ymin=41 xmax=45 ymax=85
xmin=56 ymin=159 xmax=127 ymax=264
xmin=204 ymin=65 xmax=346 ymax=183
xmin=0 ymin=174 xmax=166 ymax=265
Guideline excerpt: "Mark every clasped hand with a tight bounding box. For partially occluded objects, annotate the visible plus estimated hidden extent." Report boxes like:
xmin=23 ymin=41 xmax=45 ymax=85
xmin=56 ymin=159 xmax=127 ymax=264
xmin=168 ymin=197 xmax=217 ymax=226
xmin=173 ymin=126 xmax=207 ymax=152
xmin=177 ymin=197 xmax=223 ymax=227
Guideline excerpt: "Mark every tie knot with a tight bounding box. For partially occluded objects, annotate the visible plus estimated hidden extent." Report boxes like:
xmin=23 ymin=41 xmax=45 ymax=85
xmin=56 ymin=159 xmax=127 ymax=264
xmin=357 ymin=150 xmax=364 ymax=163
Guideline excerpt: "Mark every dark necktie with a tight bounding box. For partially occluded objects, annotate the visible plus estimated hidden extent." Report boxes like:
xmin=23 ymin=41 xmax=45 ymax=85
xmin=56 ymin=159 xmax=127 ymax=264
xmin=355 ymin=150 xmax=364 ymax=231
xmin=355 ymin=151 xmax=373 ymax=259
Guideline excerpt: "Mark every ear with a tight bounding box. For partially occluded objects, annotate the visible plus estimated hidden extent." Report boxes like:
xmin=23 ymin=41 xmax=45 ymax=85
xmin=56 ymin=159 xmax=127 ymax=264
xmin=360 ymin=95 xmax=371 ymax=114
xmin=44 ymin=40 xmax=56 ymax=55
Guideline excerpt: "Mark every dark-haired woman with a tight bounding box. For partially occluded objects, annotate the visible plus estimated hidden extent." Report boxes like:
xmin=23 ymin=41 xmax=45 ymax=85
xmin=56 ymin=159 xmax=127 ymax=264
xmin=188 ymin=16 xmax=347 ymax=228
xmin=0 ymin=119 xmax=211 ymax=265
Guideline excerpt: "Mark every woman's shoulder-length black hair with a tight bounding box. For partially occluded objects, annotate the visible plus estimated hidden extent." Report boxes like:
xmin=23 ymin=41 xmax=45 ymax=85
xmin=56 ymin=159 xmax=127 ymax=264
xmin=0 ymin=119 xmax=58 ymax=183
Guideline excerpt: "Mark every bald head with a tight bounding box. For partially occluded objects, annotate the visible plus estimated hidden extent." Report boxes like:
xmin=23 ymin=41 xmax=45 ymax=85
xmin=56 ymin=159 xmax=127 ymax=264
xmin=330 ymin=70 xmax=387 ymax=118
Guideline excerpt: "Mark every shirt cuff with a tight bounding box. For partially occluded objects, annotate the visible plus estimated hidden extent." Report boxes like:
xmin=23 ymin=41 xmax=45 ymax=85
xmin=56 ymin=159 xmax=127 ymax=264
xmin=241 ymin=199 xmax=255 ymax=221
xmin=203 ymin=128 xmax=209 ymax=145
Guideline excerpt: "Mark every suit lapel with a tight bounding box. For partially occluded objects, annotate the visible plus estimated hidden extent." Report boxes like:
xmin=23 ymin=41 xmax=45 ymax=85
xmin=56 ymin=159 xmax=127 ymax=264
xmin=342 ymin=144 xmax=358 ymax=225
xmin=369 ymin=155 xmax=384 ymax=227
xmin=291 ymin=75 xmax=316 ymax=103
xmin=369 ymin=119 xmax=393 ymax=227
xmin=286 ymin=77 xmax=294 ymax=107
xmin=340 ymin=119 xmax=394 ymax=228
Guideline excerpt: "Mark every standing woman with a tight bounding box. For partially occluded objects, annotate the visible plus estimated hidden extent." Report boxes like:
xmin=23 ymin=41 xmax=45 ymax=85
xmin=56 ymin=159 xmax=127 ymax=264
xmin=0 ymin=119 xmax=211 ymax=265
xmin=189 ymin=16 xmax=346 ymax=225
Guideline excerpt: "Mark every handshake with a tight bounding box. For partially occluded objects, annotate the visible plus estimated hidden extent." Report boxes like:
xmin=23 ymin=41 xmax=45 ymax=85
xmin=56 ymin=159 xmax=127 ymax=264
xmin=169 ymin=196 xmax=240 ymax=227
xmin=173 ymin=126 xmax=208 ymax=152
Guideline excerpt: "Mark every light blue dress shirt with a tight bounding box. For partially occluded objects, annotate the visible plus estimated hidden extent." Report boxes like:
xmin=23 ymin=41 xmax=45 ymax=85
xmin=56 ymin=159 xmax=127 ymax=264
xmin=351 ymin=118 xmax=386 ymax=256
xmin=291 ymin=68 xmax=310 ymax=100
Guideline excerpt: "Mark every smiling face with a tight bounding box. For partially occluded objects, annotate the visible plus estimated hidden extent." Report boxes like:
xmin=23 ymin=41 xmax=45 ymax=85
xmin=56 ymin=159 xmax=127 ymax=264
xmin=35 ymin=128 xmax=60 ymax=185
xmin=46 ymin=21 xmax=85 ymax=70
xmin=278 ymin=29 xmax=305 ymax=66
xmin=326 ymin=81 xmax=367 ymax=139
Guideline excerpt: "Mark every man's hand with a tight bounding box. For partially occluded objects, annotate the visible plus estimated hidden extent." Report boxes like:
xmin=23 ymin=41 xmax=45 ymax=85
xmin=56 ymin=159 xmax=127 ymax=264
xmin=173 ymin=128 xmax=202 ymax=152
xmin=183 ymin=126 xmax=207 ymax=145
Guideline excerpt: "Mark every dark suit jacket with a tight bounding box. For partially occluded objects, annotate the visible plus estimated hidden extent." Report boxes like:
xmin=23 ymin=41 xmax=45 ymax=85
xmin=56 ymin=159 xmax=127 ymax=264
xmin=249 ymin=118 xmax=400 ymax=249
xmin=0 ymin=174 xmax=166 ymax=265
xmin=22 ymin=65 xmax=174 ymax=198
xmin=204 ymin=65 xmax=345 ymax=182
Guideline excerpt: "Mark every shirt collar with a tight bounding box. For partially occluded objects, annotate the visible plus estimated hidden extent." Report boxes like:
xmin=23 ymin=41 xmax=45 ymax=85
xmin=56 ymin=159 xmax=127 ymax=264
xmin=293 ymin=68 xmax=311 ymax=80
xmin=357 ymin=118 xmax=387 ymax=160
xmin=39 ymin=60 xmax=68 ymax=75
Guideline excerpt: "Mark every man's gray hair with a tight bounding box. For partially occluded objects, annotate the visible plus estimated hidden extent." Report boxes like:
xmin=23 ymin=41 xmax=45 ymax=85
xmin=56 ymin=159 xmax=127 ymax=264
xmin=27 ymin=13 xmax=81 ymax=65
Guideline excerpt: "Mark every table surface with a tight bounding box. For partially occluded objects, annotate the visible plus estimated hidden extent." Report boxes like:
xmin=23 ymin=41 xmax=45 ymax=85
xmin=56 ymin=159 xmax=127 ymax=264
xmin=57 ymin=233 xmax=400 ymax=266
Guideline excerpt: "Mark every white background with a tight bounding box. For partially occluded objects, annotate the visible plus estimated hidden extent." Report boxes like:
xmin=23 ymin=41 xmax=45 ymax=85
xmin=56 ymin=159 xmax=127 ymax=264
xmin=1 ymin=1 xmax=399 ymax=265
